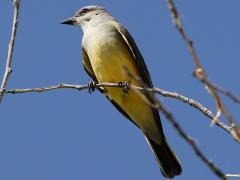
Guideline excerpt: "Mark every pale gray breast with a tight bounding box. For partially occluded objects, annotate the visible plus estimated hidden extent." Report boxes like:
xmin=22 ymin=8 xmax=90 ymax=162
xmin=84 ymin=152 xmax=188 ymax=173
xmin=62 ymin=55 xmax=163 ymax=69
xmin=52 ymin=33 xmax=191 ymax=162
xmin=82 ymin=22 xmax=120 ymax=57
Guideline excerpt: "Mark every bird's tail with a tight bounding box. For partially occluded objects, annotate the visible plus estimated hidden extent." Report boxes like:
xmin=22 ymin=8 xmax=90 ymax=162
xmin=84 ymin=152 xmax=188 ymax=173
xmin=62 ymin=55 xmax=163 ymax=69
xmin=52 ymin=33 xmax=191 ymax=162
xmin=145 ymin=134 xmax=182 ymax=178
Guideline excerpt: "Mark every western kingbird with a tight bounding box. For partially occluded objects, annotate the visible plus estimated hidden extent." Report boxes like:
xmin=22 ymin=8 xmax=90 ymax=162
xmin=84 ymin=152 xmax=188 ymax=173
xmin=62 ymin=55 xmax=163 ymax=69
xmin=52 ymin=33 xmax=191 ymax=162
xmin=61 ymin=5 xmax=182 ymax=178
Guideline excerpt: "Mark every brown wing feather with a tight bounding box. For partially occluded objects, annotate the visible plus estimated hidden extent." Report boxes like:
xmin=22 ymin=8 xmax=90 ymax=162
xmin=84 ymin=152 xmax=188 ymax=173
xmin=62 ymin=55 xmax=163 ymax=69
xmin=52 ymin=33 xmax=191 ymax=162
xmin=112 ymin=21 xmax=164 ymax=135
xmin=112 ymin=21 xmax=153 ymax=88
xmin=82 ymin=47 xmax=98 ymax=82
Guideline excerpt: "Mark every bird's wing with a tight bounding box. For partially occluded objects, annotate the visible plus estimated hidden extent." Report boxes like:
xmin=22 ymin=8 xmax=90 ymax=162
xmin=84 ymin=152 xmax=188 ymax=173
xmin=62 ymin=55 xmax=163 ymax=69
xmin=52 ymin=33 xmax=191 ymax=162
xmin=112 ymin=21 xmax=153 ymax=88
xmin=112 ymin=21 xmax=164 ymax=134
xmin=82 ymin=47 xmax=98 ymax=82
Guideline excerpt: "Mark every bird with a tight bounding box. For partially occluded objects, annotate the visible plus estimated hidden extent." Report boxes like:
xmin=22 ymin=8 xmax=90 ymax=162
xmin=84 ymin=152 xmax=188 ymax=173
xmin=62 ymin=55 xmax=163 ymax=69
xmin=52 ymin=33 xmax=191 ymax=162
xmin=61 ymin=5 xmax=182 ymax=178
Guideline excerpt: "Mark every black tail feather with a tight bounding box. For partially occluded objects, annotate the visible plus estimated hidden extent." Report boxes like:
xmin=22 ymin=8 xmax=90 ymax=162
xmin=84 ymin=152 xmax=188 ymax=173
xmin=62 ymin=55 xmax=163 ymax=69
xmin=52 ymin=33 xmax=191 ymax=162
xmin=145 ymin=135 xmax=182 ymax=178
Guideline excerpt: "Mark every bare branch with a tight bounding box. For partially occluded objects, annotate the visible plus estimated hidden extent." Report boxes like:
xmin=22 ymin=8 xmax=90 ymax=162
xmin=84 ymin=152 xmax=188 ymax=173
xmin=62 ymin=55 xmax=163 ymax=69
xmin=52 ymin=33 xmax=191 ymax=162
xmin=166 ymin=0 xmax=240 ymax=142
xmin=212 ymin=84 xmax=240 ymax=104
xmin=7 ymin=83 xmax=89 ymax=93
xmin=7 ymin=82 xmax=239 ymax=142
xmin=226 ymin=174 xmax=240 ymax=178
xmin=0 ymin=0 xmax=20 ymax=103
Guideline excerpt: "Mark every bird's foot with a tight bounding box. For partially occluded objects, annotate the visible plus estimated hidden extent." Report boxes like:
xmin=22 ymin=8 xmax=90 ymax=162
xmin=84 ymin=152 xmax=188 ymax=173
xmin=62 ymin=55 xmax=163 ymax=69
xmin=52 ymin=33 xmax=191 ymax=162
xmin=88 ymin=81 xmax=96 ymax=94
xmin=118 ymin=81 xmax=130 ymax=94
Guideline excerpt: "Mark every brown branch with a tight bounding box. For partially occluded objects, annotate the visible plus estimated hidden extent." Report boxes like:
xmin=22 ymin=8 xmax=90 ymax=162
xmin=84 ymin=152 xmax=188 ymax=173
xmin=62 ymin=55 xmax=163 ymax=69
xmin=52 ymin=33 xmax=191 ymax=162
xmin=0 ymin=0 xmax=20 ymax=103
xmin=212 ymin=84 xmax=240 ymax=104
xmin=6 ymin=82 xmax=239 ymax=142
xmin=166 ymin=0 xmax=240 ymax=143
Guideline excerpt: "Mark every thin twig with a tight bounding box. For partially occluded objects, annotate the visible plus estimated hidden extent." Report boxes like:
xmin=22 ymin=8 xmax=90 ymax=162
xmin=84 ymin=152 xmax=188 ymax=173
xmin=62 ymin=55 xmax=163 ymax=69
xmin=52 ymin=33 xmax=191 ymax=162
xmin=6 ymin=82 xmax=239 ymax=142
xmin=212 ymin=84 xmax=240 ymax=104
xmin=226 ymin=174 xmax=240 ymax=178
xmin=0 ymin=0 xmax=20 ymax=103
xmin=166 ymin=0 xmax=240 ymax=143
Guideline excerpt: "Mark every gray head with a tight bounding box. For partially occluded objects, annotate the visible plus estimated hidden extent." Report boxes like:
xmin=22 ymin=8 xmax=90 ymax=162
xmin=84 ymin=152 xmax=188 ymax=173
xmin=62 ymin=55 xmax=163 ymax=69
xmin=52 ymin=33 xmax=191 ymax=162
xmin=61 ymin=5 xmax=113 ymax=30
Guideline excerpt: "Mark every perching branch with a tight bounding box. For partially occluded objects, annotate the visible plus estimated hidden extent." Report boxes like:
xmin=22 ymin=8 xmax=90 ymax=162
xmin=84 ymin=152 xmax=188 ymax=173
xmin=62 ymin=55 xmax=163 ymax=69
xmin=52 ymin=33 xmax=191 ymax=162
xmin=166 ymin=0 xmax=240 ymax=143
xmin=0 ymin=0 xmax=20 ymax=103
xmin=7 ymin=82 xmax=239 ymax=143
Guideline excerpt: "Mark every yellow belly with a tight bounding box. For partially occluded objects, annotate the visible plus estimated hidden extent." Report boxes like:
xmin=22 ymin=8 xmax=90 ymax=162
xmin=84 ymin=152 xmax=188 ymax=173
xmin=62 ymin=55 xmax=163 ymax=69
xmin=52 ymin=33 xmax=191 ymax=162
xmin=88 ymin=36 xmax=161 ymax=143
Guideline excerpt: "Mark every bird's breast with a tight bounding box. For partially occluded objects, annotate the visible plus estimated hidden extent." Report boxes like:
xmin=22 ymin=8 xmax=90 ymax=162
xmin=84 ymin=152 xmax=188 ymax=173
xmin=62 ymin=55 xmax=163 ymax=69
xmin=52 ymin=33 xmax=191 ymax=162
xmin=83 ymin=26 xmax=139 ymax=83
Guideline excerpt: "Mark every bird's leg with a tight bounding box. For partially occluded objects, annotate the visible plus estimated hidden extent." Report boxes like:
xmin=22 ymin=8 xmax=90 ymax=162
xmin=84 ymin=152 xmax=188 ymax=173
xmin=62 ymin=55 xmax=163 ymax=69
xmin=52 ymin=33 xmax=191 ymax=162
xmin=118 ymin=81 xmax=130 ymax=94
xmin=88 ymin=81 xmax=96 ymax=94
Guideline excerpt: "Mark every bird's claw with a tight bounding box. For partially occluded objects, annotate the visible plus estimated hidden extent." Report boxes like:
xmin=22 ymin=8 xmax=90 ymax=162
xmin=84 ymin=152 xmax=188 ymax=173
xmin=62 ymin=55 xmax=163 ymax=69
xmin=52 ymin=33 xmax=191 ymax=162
xmin=118 ymin=81 xmax=130 ymax=93
xmin=88 ymin=81 xmax=96 ymax=94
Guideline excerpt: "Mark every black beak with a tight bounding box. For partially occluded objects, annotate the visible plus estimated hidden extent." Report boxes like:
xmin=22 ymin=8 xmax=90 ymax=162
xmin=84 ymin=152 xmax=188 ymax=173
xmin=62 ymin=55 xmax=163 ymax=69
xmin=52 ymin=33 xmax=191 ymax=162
xmin=61 ymin=17 xmax=76 ymax=25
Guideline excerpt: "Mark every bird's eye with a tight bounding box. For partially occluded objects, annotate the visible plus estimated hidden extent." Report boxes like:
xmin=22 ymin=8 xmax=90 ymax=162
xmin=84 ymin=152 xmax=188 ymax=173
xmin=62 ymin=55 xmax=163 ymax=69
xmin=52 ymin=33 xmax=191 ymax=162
xmin=81 ymin=8 xmax=88 ymax=14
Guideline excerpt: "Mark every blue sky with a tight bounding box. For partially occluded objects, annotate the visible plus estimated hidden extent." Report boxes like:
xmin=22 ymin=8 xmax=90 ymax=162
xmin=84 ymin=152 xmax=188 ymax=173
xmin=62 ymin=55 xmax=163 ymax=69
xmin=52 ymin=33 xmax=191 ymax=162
xmin=0 ymin=1 xmax=240 ymax=180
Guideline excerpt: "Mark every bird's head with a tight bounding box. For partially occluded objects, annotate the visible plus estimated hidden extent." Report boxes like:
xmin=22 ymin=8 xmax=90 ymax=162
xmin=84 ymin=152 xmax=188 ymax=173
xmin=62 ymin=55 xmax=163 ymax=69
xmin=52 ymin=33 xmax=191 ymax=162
xmin=61 ymin=5 xmax=109 ymax=29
